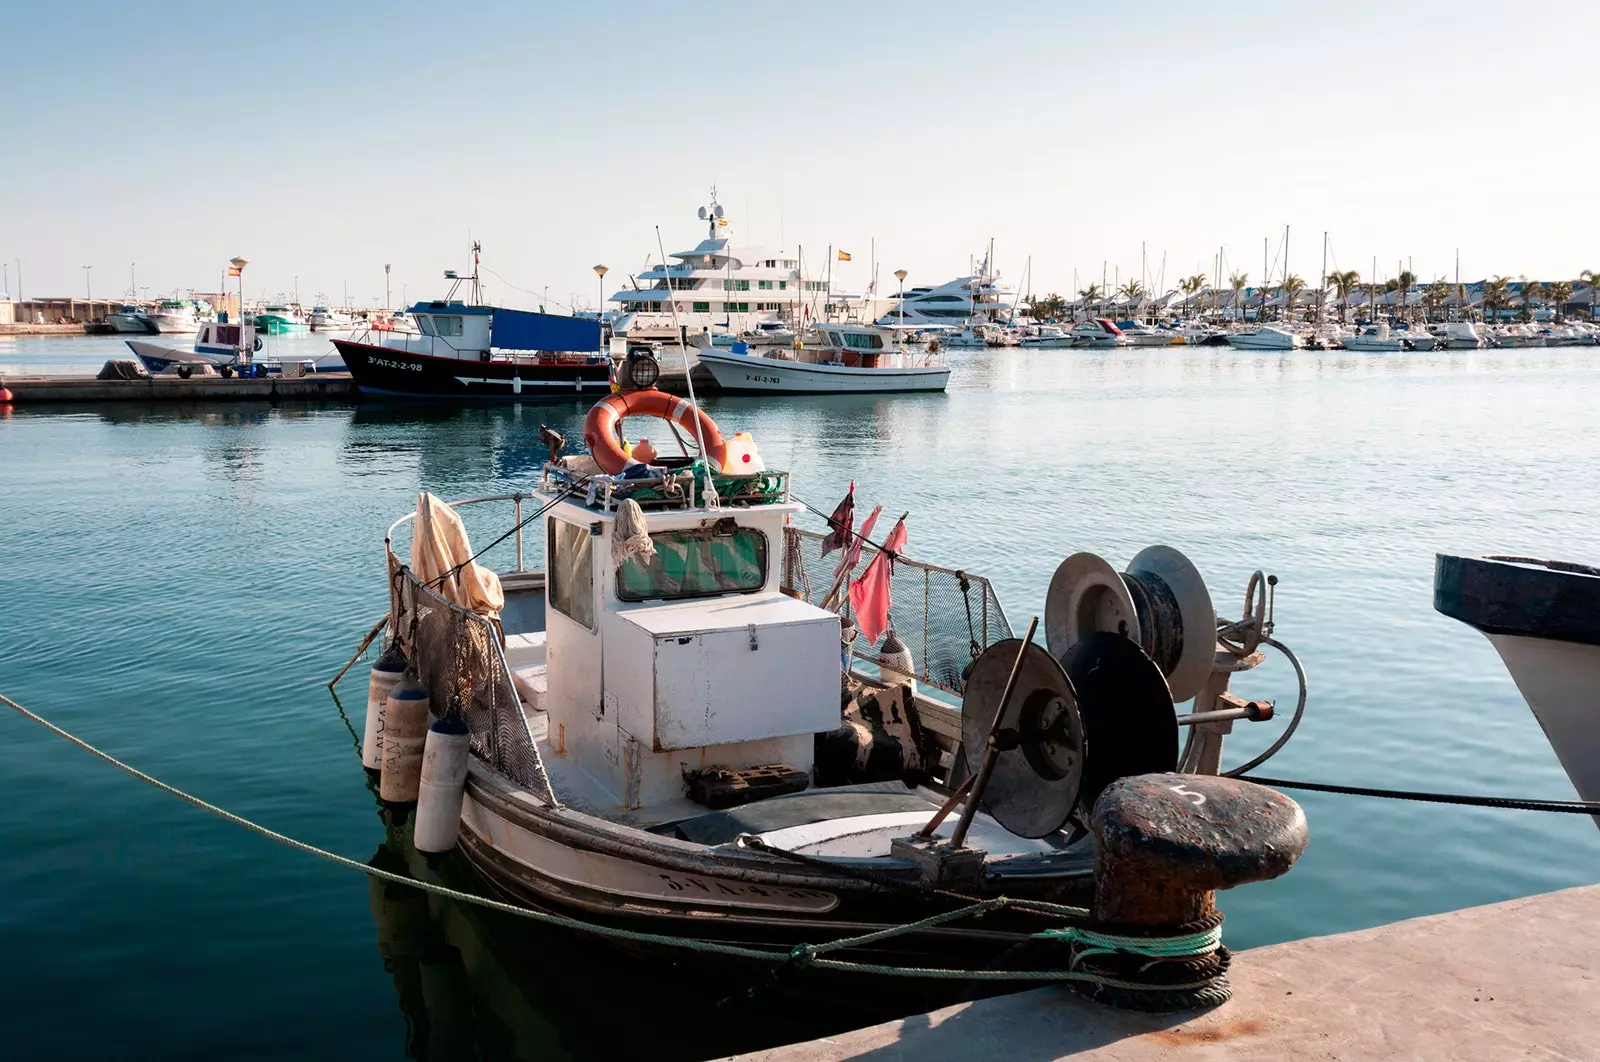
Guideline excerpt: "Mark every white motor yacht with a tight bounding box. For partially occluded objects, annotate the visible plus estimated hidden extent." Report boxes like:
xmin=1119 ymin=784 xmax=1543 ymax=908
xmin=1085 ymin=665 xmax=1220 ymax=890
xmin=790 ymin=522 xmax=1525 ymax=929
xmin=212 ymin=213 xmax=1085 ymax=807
xmin=1115 ymin=320 xmax=1179 ymax=347
xmin=1225 ymin=325 xmax=1303 ymax=351
xmin=696 ymin=324 xmax=949 ymax=394
xmin=1429 ymin=321 xmax=1483 ymax=349
xmin=874 ymin=260 xmax=1014 ymax=329
xmin=1069 ymin=318 xmax=1126 ymax=349
xmin=1342 ymin=322 xmax=1406 ymax=352
xmin=1018 ymin=325 xmax=1075 ymax=349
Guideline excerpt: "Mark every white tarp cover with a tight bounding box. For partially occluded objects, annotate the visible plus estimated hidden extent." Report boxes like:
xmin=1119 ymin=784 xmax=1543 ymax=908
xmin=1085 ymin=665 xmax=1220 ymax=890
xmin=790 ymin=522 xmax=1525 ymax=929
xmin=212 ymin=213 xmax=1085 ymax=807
xmin=410 ymin=491 xmax=505 ymax=620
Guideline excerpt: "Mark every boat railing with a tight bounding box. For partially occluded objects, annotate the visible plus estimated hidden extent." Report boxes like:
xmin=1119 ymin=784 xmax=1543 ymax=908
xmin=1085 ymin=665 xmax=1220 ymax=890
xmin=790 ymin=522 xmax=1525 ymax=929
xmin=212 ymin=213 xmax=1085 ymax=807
xmin=538 ymin=463 xmax=791 ymax=514
xmin=781 ymin=526 xmax=1014 ymax=697
xmin=386 ymin=493 xmax=557 ymax=806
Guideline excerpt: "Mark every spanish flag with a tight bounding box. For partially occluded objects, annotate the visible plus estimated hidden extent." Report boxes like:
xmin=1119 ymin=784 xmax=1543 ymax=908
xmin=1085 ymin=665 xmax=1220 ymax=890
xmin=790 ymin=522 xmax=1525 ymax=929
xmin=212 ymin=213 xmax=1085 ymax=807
xmin=717 ymin=217 xmax=729 ymax=227
xmin=837 ymin=250 xmax=852 ymax=261
xmin=227 ymin=266 xmax=242 ymax=277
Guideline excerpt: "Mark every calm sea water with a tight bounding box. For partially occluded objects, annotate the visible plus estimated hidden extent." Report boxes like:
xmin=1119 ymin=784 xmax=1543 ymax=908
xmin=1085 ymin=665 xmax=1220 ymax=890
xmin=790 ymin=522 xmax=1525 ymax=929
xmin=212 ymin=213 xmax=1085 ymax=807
xmin=2 ymin=333 xmax=1598 ymax=1059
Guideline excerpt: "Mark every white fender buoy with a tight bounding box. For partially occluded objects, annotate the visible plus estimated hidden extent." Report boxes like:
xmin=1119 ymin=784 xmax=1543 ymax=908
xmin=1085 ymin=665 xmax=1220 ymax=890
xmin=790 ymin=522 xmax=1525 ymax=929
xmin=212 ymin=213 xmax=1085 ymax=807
xmin=380 ymin=676 xmax=430 ymax=806
xmin=361 ymin=644 xmax=408 ymax=772
xmin=879 ymin=628 xmax=918 ymax=694
xmin=413 ymin=715 xmax=471 ymax=855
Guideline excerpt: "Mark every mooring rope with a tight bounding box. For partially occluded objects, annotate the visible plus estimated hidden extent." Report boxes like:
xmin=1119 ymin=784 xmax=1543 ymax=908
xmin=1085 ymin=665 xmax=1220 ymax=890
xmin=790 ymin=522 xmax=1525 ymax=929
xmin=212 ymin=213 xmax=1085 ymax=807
xmin=1239 ymin=775 xmax=1600 ymax=815
xmin=0 ymin=690 xmax=1225 ymax=998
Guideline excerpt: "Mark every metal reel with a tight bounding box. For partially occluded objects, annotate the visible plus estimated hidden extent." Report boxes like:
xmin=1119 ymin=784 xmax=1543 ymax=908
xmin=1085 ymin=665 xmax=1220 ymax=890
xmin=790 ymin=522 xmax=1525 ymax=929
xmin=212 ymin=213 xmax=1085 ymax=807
xmin=960 ymin=639 xmax=1085 ymax=838
xmin=1059 ymin=632 xmax=1179 ymax=811
xmin=1044 ymin=551 xmax=1141 ymax=660
xmin=1124 ymin=545 xmax=1216 ymax=704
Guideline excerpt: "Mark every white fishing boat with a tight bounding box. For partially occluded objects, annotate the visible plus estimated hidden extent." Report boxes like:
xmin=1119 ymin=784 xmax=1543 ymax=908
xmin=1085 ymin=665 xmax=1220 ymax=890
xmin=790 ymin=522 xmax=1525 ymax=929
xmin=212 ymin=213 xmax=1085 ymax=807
xmin=1435 ymin=554 xmax=1600 ymax=824
xmin=1342 ymin=322 xmax=1406 ymax=352
xmin=696 ymin=325 xmax=949 ymax=393
xmin=1225 ymin=325 xmax=1303 ymax=351
xmin=105 ymin=304 xmax=155 ymax=334
xmin=146 ymin=299 xmax=203 ymax=334
xmin=362 ymin=383 xmax=1307 ymax=971
xmin=310 ymin=305 xmax=357 ymax=330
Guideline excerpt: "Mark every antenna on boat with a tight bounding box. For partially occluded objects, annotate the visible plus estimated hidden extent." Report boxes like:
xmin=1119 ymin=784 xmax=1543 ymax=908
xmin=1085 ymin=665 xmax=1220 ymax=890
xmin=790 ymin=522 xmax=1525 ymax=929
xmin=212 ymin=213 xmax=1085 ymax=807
xmin=655 ymin=224 xmax=719 ymax=510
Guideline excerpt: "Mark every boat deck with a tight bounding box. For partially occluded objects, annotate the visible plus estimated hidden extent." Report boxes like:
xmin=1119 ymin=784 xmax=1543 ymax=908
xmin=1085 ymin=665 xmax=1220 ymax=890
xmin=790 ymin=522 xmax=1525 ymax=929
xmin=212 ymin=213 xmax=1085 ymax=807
xmin=733 ymin=884 xmax=1600 ymax=1061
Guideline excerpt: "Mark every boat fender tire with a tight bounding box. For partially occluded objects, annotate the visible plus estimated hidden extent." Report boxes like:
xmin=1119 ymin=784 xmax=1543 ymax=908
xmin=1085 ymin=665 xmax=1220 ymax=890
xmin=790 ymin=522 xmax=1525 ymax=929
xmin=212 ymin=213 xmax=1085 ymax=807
xmin=583 ymin=389 xmax=727 ymax=475
xmin=254 ymin=336 xmax=263 ymax=352
xmin=219 ymin=365 xmax=233 ymax=379
xmin=176 ymin=365 xmax=193 ymax=379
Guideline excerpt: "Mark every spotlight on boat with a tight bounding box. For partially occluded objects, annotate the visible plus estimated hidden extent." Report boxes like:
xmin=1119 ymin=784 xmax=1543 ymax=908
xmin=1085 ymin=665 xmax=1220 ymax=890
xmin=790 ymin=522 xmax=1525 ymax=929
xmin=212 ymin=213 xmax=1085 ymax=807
xmin=538 ymin=425 xmax=566 ymax=461
xmin=620 ymin=350 xmax=661 ymax=391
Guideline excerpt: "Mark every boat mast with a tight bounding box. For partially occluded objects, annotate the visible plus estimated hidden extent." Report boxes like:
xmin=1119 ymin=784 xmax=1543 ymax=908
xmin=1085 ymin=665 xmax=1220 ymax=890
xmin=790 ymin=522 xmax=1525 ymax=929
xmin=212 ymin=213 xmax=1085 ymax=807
xmin=1318 ymin=230 xmax=1327 ymax=328
xmin=1262 ymin=238 xmax=1268 ymax=323
xmin=1283 ymin=225 xmax=1290 ymax=323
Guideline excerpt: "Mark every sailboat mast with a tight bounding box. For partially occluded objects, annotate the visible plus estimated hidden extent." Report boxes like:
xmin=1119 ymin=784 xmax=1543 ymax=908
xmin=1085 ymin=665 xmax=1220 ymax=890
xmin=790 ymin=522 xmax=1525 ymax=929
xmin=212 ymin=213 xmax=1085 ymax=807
xmin=1262 ymin=238 xmax=1268 ymax=322
xmin=1284 ymin=225 xmax=1290 ymax=322
xmin=1318 ymin=230 xmax=1327 ymax=328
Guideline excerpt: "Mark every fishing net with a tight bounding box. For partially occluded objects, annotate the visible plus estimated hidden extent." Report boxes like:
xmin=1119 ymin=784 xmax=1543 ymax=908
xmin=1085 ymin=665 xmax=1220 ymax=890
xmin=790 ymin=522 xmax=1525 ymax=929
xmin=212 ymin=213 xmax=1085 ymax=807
xmin=387 ymin=552 xmax=555 ymax=804
xmin=781 ymin=527 xmax=1013 ymax=695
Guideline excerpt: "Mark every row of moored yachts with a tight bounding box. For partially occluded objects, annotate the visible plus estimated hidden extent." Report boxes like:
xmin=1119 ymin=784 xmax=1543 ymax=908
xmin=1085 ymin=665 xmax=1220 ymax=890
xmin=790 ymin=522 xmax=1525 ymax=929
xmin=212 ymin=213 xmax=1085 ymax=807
xmin=945 ymin=317 xmax=1600 ymax=351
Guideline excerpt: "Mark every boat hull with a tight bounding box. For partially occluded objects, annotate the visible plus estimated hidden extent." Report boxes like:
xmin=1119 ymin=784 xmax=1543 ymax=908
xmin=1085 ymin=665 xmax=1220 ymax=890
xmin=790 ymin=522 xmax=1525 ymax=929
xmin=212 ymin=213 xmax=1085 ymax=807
xmin=333 ymin=339 xmax=612 ymax=400
xmin=256 ymin=316 xmax=309 ymax=335
xmin=125 ymin=339 xmax=229 ymax=373
xmin=146 ymin=316 xmax=200 ymax=334
xmin=1226 ymin=335 xmax=1301 ymax=351
xmin=696 ymin=350 xmax=949 ymax=394
xmin=106 ymin=314 xmax=156 ymax=335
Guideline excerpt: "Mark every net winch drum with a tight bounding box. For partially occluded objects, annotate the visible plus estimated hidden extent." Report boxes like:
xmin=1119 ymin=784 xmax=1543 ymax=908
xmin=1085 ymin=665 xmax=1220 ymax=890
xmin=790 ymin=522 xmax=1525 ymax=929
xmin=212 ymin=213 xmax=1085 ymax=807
xmin=1045 ymin=545 xmax=1216 ymax=704
xmin=959 ymin=639 xmax=1086 ymax=838
xmin=1123 ymin=545 xmax=1215 ymax=704
xmin=1059 ymin=631 xmax=1180 ymax=811
xmin=1045 ymin=552 xmax=1141 ymax=660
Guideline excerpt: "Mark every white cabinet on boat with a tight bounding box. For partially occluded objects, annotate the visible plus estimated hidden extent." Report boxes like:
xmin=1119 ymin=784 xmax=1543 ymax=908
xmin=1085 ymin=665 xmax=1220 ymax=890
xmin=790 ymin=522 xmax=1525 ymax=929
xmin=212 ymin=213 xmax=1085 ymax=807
xmin=608 ymin=595 xmax=841 ymax=751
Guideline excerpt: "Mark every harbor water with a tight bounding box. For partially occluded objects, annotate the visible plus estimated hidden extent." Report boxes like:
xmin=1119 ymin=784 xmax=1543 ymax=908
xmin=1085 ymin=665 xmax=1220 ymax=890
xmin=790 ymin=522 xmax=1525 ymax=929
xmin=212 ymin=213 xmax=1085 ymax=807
xmin=2 ymin=334 xmax=1598 ymax=1059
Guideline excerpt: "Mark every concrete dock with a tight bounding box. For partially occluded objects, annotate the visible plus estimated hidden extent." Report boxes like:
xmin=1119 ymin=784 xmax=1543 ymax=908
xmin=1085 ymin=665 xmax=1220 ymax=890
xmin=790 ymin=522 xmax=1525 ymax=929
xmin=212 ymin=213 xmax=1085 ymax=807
xmin=1 ymin=372 xmax=357 ymax=404
xmin=733 ymin=885 xmax=1600 ymax=1061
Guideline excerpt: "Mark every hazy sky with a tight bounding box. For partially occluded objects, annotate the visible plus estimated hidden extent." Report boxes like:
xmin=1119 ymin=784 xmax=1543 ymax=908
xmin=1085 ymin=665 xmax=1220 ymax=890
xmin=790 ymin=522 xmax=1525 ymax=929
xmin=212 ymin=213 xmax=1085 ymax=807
xmin=4 ymin=0 xmax=1596 ymax=309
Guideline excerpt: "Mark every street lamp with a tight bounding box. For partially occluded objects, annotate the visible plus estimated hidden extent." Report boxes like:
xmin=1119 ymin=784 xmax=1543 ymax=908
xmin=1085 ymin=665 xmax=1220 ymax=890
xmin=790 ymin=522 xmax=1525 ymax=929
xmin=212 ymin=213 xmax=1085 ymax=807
xmin=593 ymin=264 xmax=609 ymax=356
xmin=83 ymin=265 xmax=93 ymax=300
xmin=385 ymin=264 xmax=391 ymax=310
xmin=894 ymin=269 xmax=908 ymax=352
xmin=230 ymin=257 xmax=248 ymax=324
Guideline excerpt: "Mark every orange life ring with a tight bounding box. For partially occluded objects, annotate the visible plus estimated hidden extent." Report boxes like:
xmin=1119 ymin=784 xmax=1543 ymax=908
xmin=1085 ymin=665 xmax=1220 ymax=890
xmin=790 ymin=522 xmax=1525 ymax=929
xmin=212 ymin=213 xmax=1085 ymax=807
xmin=583 ymin=389 xmax=726 ymax=475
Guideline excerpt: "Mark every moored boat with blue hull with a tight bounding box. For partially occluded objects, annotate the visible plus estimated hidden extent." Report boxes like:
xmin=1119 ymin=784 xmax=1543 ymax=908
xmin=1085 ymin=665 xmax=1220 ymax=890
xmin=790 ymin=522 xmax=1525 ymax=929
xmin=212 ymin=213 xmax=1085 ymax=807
xmin=335 ymin=250 xmax=612 ymax=400
xmin=334 ymin=338 xmax=611 ymax=400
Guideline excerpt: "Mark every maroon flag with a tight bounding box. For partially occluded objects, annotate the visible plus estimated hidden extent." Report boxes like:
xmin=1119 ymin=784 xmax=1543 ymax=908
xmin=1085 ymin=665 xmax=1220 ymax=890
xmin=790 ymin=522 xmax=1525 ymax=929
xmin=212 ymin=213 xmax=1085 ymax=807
xmin=836 ymin=504 xmax=881 ymax=582
xmin=820 ymin=481 xmax=854 ymax=557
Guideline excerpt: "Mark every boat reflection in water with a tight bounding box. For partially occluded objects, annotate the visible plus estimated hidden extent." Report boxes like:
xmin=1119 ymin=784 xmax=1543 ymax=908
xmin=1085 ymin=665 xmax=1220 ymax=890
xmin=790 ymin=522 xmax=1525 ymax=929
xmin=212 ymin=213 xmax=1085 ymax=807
xmin=365 ymin=811 xmax=946 ymax=1062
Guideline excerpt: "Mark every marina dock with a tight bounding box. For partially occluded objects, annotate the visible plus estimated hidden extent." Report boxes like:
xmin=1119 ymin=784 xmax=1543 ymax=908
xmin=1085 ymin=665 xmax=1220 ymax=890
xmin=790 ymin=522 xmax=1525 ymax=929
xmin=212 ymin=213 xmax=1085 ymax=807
xmin=0 ymin=372 xmax=358 ymax=403
xmin=735 ymin=884 xmax=1600 ymax=1061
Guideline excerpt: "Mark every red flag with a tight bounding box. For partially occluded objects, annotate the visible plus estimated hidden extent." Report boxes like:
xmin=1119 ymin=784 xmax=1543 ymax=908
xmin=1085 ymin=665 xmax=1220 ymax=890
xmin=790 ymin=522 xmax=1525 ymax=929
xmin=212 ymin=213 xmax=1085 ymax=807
xmin=836 ymin=504 xmax=880 ymax=581
xmin=820 ymin=481 xmax=854 ymax=557
xmin=849 ymin=515 xmax=906 ymax=647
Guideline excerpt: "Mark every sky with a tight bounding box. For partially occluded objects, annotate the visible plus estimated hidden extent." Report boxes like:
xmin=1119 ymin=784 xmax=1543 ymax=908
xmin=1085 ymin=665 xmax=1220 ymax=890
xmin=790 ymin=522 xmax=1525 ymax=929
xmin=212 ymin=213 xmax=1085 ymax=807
xmin=3 ymin=0 xmax=1597 ymax=309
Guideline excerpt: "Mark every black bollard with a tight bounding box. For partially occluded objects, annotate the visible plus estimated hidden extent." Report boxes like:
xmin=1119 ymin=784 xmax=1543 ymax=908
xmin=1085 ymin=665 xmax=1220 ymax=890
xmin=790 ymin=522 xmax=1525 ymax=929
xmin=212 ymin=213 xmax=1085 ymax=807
xmin=1091 ymin=772 xmax=1308 ymax=927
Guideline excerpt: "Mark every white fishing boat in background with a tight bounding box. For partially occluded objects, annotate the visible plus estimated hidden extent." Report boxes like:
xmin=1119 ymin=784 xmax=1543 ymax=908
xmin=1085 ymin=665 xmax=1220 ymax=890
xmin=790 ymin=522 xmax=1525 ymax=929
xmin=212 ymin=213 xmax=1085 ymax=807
xmin=696 ymin=324 xmax=949 ymax=393
xmin=146 ymin=299 xmax=203 ymax=334
xmin=105 ymin=304 xmax=155 ymax=334
xmin=310 ymin=305 xmax=357 ymax=330
xmin=1018 ymin=325 xmax=1075 ymax=349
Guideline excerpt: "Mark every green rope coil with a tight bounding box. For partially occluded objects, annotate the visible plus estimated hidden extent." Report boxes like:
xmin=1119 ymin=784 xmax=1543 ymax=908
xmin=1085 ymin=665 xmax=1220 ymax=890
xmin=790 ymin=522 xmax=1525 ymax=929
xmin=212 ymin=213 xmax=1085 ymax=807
xmin=1034 ymin=922 xmax=1224 ymax=966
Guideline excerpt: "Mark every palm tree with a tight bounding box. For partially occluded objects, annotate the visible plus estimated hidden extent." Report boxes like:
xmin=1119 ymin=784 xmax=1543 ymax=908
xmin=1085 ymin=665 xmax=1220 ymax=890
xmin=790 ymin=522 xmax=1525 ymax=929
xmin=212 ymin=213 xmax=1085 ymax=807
xmin=1424 ymin=278 xmax=1454 ymax=321
xmin=1118 ymin=280 xmax=1144 ymax=316
xmin=1546 ymin=280 xmax=1574 ymax=323
xmin=1077 ymin=284 xmax=1101 ymax=321
xmin=1228 ymin=272 xmax=1248 ymax=321
xmin=1281 ymin=274 xmax=1306 ymax=321
xmin=1178 ymin=275 xmax=1202 ymax=313
xmin=1580 ymin=269 xmax=1600 ymax=321
xmin=1325 ymin=269 xmax=1360 ymax=323
xmin=1519 ymin=277 xmax=1543 ymax=323
xmin=1482 ymin=276 xmax=1511 ymax=322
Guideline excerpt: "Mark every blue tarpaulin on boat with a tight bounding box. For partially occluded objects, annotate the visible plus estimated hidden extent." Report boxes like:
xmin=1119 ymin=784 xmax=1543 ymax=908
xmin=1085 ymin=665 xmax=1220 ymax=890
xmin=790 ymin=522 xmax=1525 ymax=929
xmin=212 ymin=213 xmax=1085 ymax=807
xmin=490 ymin=310 xmax=600 ymax=352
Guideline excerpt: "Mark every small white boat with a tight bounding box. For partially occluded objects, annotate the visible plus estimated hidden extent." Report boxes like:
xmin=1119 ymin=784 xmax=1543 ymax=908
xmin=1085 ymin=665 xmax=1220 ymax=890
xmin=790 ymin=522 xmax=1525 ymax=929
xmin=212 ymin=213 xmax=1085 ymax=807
xmin=696 ymin=324 xmax=949 ymax=393
xmin=309 ymin=305 xmax=357 ymax=330
xmin=1225 ymin=326 xmax=1303 ymax=351
xmin=1069 ymin=318 xmax=1126 ymax=348
xmin=939 ymin=324 xmax=992 ymax=349
xmin=1435 ymin=554 xmax=1600 ymax=827
xmin=1342 ymin=322 xmax=1406 ymax=352
xmin=1491 ymin=326 xmax=1546 ymax=348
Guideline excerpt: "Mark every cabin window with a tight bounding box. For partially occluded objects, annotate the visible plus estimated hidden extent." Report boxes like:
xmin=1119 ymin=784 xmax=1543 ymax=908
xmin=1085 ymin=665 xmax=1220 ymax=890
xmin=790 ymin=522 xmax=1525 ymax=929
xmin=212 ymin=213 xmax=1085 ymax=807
xmin=434 ymin=315 xmax=464 ymax=337
xmin=722 ymin=279 xmax=750 ymax=291
xmin=616 ymin=523 xmax=767 ymax=602
xmin=758 ymin=280 xmax=773 ymax=290
xmin=547 ymin=517 xmax=596 ymax=629
xmin=842 ymin=331 xmax=884 ymax=350
xmin=417 ymin=315 xmax=437 ymax=336
xmin=778 ymin=281 xmax=787 ymax=290
xmin=692 ymin=302 xmax=711 ymax=313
